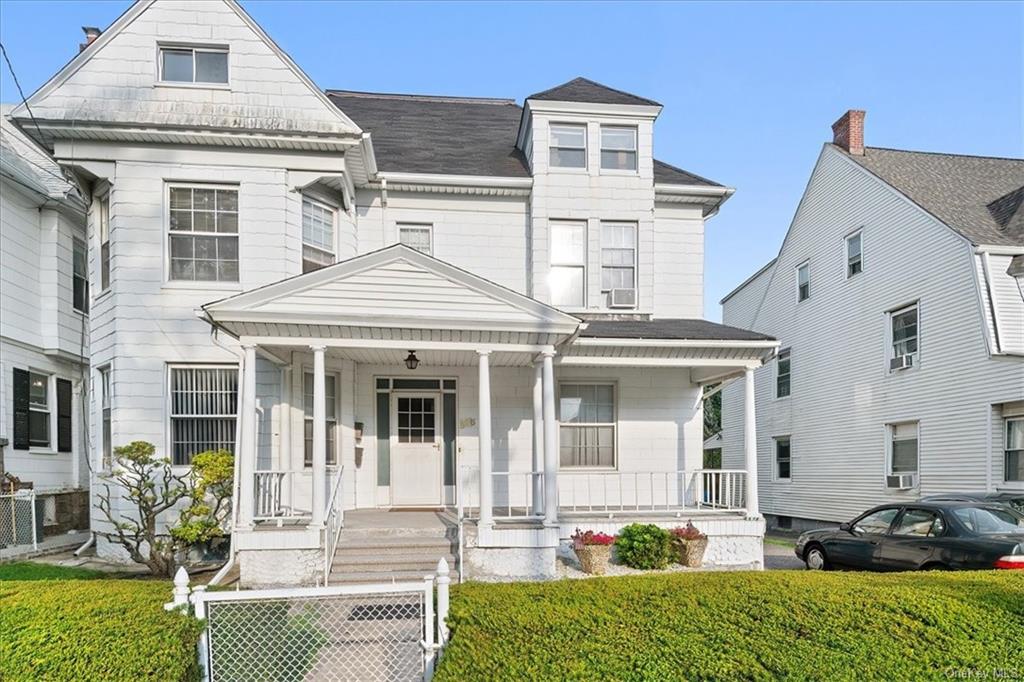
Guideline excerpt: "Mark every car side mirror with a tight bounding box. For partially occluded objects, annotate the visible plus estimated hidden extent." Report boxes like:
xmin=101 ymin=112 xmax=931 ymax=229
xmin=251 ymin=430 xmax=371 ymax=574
xmin=839 ymin=522 xmax=852 ymax=533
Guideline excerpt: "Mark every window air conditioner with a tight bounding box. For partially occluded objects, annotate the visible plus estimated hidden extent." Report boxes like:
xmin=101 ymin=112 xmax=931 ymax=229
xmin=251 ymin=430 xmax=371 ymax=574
xmin=886 ymin=474 xmax=917 ymax=490
xmin=889 ymin=354 xmax=914 ymax=371
xmin=609 ymin=288 xmax=636 ymax=308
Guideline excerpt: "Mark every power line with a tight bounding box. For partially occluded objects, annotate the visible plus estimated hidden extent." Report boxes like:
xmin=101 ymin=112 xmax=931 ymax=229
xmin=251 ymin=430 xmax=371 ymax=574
xmin=0 ymin=41 xmax=45 ymax=144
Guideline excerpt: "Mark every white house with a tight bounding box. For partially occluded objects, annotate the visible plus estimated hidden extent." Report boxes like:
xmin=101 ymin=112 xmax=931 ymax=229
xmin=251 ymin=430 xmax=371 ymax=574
xmin=721 ymin=110 xmax=1024 ymax=531
xmin=0 ymin=105 xmax=90 ymax=545
xmin=9 ymin=0 xmax=777 ymax=585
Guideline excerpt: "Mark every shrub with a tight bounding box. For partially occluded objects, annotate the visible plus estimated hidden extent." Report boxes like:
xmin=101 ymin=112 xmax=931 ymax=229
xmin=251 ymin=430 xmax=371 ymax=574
xmin=0 ymin=577 xmax=203 ymax=681
xmin=435 ymin=571 xmax=1024 ymax=682
xmin=614 ymin=523 xmax=673 ymax=569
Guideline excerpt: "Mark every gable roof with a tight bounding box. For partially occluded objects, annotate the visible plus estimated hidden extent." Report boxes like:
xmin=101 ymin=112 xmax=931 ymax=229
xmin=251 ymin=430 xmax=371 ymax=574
xmin=841 ymin=145 xmax=1024 ymax=247
xmin=527 ymin=77 xmax=661 ymax=107
xmin=1 ymin=104 xmax=77 ymax=200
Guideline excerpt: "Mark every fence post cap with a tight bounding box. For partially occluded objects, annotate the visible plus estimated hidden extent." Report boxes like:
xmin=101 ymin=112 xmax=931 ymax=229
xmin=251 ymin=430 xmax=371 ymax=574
xmin=437 ymin=557 xmax=450 ymax=575
xmin=173 ymin=566 xmax=190 ymax=588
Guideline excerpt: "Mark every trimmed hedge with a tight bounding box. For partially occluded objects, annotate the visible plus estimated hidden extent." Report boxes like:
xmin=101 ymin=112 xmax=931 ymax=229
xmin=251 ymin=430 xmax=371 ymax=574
xmin=0 ymin=577 xmax=203 ymax=681
xmin=436 ymin=571 xmax=1024 ymax=681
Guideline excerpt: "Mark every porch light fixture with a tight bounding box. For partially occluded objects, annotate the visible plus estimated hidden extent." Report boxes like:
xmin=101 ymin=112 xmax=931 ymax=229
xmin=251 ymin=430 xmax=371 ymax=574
xmin=404 ymin=351 xmax=420 ymax=371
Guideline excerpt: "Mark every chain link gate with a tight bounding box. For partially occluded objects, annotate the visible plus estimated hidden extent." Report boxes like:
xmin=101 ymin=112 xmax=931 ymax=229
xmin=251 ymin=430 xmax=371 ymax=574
xmin=187 ymin=566 xmax=450 ymax=682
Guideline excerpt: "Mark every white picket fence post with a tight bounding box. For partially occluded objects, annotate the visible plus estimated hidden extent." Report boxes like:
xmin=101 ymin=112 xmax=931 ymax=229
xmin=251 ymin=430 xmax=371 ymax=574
xmin=165 ymin=566 xmax=191 ymax=611
xmin=436 ymin=558 xmax=450 ymax=645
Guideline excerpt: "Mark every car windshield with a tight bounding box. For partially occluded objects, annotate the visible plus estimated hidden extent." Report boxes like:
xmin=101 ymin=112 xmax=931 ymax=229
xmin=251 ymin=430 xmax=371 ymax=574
xmin=952 ymin=506 xmax=1024 ymax=535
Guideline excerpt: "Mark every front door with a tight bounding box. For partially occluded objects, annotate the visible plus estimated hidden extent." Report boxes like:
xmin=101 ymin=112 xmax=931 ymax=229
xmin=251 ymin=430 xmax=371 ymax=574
xmin=391 ymin=393 xmax=443 ymax=506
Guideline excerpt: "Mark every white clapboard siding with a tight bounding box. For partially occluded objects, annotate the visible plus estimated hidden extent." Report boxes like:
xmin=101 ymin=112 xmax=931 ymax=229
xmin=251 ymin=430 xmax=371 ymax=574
xmin=722 ymin=145 xmax=1024 ymax=524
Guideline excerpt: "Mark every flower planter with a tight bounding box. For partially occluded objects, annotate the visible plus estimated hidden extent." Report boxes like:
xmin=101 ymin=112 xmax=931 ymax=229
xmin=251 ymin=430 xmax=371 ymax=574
xmin=576 ymin=544 xmax=612 ymax=575
xmin=676 ymin=537 xmax=708 ymax=568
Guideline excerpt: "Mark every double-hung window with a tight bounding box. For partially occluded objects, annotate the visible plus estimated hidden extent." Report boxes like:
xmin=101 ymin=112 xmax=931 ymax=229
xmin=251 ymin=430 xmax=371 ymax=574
xmin=304 ymin=372 xmax=338 ymax=467
xmin=890 ymin=303 xmax=919 ymax=369
xmin=1006 ymin=418 xmax=1024 ymax=482
xmin=775 ymin=349 xmax=791 ymax=398
xmin=28 ymin=372 xmax=50 ymax=448
xmin=775 ymin=437 xmax=792 ymax=480
xmin=600 ymin=126 xmax=637 ymax=171
xmin=559 ymin=383 xmax=615 ymax=468
xmin=399 ymin=224 xmax=433 ymax=255
xmin=100 ymin=367 xmax=112 ymax=470
xmin=888 ymin=422 xmax=919 ymax=476
xmin=98 ymin=195 xmax=110 ymax=291
xmin=169 ymin=366 xmax=238 ymax=466
xmin=549 ymin=124 xmax=586 ymax=169
xmin=549 ymin=221 xmax=586 ymax=308
xmin=160 ymin=46 xmax=228 ymax=85
xmin=168 ymin=185 xmax=239 ymax=282
xmin=601 ymin=222 xmax=636 ymax=306
xmin=797 ymin=262 xmax=810 ymax=301
xmin=302 ymin=197 xmax=336 ymax=273
xmin=846 ymin=231 xmax=863 ymax=277
xmin=73 ymin=237 xmax=88 ymax=314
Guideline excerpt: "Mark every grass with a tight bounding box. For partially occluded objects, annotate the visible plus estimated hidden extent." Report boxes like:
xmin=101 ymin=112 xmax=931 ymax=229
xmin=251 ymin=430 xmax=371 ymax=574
xmin=0 ymin=561 xmax=107 ymax=581
xmin=435 ymin=570 xmax=1024 ymax=682
xmin=763 ymin=536 xmax=797 ymax=548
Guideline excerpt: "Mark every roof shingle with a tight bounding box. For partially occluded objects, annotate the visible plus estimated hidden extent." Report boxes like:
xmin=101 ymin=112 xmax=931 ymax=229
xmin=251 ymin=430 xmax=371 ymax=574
xmin=527 ymin=77 xmax=661 ymax=107
xmin=579 ymin=318 xmax=774 ymax=342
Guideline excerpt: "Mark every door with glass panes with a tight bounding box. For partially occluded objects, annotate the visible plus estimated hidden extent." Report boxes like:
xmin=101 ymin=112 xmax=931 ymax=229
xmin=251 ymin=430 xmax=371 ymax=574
xmin=390 ymin=393 xmax=443 ymax=506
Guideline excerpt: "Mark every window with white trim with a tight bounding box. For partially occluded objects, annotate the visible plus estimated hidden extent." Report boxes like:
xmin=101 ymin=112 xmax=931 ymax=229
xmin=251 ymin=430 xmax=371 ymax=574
xmin=890 ymin=303 xmax=919 ymax=368
xmin=399 ymin=224 xmax=433 ymax=255
xmin=98 ymin=194 xmax=110 ymax=291
xmin=601 ymin=222 xmax=636 ymax=305
xmin=600 ymin=126 xmax=637 ymax=171
xmin=28 ymin=372 xmax=50 ymax=448
xmin=302 ymin=196 xmax=336 ymax=273
xmin=797 ymin=262 xmax=810 ymax=301
xmin=99 ymin=366 xmax=112 ymax=469
xmin=775 ymin=437 xmax=791 ymax=480
xmin=887 ymin=422 xmax=919 ymax=476
xmin=846 ymin=231 xmax=863 ymax=277
xmin=160 ymin=46 xmax=228 ymax=84
xmin=73 ymin=237 xmax=88 ymax=314
xmin=549 ymin=124 xmax=586 ymax=169
xmin=168 ymin=185 xmax=239 ymax=282
xmin=1006 ymin=418 xmax=1023 ymax=482
xmin=304 ymin=372 xmax=338 ymax=466
xmin=775 ymin=349 xmax=791 ymax=398
xmin=559 ymin=383 xmax=615 ymax=468
xmin=549 ymin=220 xmax=586 ymax=308
xmin=169 ymin=366 xmax=238 ymax=466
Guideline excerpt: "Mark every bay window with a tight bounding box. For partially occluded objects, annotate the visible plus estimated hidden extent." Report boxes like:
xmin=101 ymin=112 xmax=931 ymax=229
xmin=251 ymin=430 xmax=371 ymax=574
xmin=302 ymin=196 xmax=336 ymax=273
xmin=559 ymin=383 xmax=616 ymax=468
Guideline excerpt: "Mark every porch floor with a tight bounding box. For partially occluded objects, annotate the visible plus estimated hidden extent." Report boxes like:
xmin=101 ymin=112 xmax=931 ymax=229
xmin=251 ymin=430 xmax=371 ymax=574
xmin=342 ymin=509 xmax=458 ymax=534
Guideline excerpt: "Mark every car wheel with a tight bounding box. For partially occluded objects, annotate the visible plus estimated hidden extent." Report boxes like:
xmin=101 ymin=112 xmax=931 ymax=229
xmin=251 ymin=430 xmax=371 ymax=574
xmin=804 ymin=544 xmax=829 ymax=571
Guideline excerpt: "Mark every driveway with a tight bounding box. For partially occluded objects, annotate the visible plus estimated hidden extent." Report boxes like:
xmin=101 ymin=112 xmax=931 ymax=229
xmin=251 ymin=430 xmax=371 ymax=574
xmin=764 ymin=537 xmax=805 ymax=570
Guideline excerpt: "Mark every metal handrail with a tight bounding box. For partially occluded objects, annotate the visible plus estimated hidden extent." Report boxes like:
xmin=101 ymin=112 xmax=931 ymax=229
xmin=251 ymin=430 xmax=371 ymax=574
xmin=323 ymin=465 xmax=346 ymax=585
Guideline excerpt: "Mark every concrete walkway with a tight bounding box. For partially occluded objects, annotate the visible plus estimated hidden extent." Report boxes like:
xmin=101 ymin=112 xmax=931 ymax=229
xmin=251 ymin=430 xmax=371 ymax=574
xmin=0 ymin=531 xmax=91 ymax=562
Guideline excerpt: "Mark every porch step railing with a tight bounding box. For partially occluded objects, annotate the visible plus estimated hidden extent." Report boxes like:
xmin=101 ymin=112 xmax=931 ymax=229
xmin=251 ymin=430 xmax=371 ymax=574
xmin=323 ymin=465 xmax=346 ymax=584
xmin=253 ymin=470 xmax=310 ymax=521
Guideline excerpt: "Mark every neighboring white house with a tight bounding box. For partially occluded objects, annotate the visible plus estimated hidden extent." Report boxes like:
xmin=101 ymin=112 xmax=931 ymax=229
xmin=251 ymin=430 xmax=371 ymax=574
xmin=0 ymin=105 xmax=90 ymax=544
xmin=9 ymin=0 xmax=777 ymax=585
xmin=721 ymin=110 xmax=1024 ymax=531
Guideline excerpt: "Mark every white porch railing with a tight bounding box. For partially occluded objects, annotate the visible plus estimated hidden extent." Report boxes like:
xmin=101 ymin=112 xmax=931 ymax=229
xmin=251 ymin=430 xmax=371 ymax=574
xmin=253 ymin=470 xmax=309 ymax=521
xmin=323 ymin=465 xmax=346 ymax=584
xmin=694 ymin=469 xmax=747 ymax=510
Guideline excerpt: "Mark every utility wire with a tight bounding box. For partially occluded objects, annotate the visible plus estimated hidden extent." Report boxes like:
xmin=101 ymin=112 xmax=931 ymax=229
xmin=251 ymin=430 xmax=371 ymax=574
xmin=0 ymin=41 xmax=45 ymax=144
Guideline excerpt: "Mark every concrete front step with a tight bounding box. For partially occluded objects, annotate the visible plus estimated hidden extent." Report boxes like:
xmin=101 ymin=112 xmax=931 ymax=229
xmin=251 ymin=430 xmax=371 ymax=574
xmin=334 ymin=536 xmax=455 ymax=553
xmin=329 ymin=533 xmax=458 ymax=583
xmin=328 ymin=569 xmax=449 ymax=584
xmin=332 ymin=556 xmax=456 ymax=573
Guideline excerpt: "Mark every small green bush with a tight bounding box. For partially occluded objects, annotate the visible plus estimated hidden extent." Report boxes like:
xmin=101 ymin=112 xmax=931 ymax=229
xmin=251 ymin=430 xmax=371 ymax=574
xmin=614 ymin=523 xmax=673 ymax=569
xmin=0 ymin=578 xmax=203 ymax=681
xmin=436 ymin=571 xmax=1024 ymax=682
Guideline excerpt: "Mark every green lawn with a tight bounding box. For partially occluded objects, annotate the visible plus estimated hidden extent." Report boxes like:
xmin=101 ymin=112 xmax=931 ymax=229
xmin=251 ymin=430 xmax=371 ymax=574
xmin=436 ymin=570 xmax=1024 ymax=682
xmin=0 ymin=561 xmax=107 ymax=581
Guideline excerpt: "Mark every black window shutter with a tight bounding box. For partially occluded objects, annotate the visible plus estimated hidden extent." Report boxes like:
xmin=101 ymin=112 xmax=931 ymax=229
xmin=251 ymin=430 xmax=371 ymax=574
xmin=12 ymin=368 xmax=29 ymax=450
xmin=57 ymin=378 xmax=73 ymax=453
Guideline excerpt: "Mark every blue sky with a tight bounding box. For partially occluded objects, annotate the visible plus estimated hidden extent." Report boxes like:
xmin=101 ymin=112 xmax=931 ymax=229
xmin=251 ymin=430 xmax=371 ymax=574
xmin=1 ymin=1 xmax=1021 ymax=319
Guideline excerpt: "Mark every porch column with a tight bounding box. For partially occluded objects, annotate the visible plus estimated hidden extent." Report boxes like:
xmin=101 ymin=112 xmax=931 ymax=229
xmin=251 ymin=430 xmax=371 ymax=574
xmin=237 ymin=344 xmax=257 ymax=528
xmin=311 ymin=345 xmax=327 ymax=527
xmin=542 ymin=350 xmax=558 ymax=526
xmin=743 ymin=367 xmax=760 ymax=517
xmin=477 ymin=350 xmax=493 ymax=527
xmin=531 ymin=362 xmax=544 ymax=516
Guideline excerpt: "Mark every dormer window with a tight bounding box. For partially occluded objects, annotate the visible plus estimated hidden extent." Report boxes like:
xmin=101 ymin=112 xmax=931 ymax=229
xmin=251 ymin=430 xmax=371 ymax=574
xmin=549 ymin=124 xmax=586 ymax=169
xmin=600 ymin=126 xmax=637 ymax=171
xmin=160 ymin=46 xmax=228 ymax=85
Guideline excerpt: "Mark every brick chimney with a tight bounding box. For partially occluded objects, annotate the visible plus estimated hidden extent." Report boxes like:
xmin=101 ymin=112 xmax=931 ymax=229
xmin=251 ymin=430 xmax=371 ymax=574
xmin=79 ymin=27 xmax=102 ymax=53
xmin=831 ymin=109 xmax=866 ymax=155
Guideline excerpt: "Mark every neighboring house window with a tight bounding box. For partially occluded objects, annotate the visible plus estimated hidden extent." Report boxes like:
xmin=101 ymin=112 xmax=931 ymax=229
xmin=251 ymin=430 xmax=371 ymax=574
xmin=399 ymin=224 xmax=433 ymax=255
xmin=1006 ymin=418 xmax=1024 ymax=482
xmin=890 ymin=303 xmax=919 ymax=369
xmin=168 ymin=185 xmax=239 ymax=282
xmin=549 ymin=124 xmax=586 ymax=169
xmin=73 ymin=237 xmax=89 ymax=314
xmin=160 ymin=46 xmax=228 ymax=84
xmin=887 ymin=422 xmax=919 ymax=476
xmin=99 ymin=194 xmax=110 ymax=291
xmin=601 ymin=222 xmax=636 ymax=307
xmin=797 ymin=262 xmax=810 ymax=301
xmin=846 ymin=231 xmax=863 ymax=277
xmin=302 ymin=196 xmax=336 ymax=273
xmin=774 ymin=437 xmax=791 ymax=480
xmin=100 ymin=367 xmax=112 ymax=470
xmin=304 ymin=372 xmax=338 ymax=467
xmin=169 ymin=366 xmax=238 ymax=466
xmin=28 ymin=372 xmax=50 ymax=448
xmin=559 ymin=383 xmax=615 ymax=468
xmin=600 ymin=126 xmax=637 ymax=171
xmin=549 ymin=221 xmax=586 ymax=308
xmin=775 ymin=349 xmax=791 ymax=398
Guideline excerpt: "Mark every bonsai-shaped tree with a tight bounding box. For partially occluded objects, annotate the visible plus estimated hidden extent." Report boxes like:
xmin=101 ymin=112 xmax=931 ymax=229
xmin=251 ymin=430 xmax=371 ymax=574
xmin=96 ymin=441 xmax=233 ymax=577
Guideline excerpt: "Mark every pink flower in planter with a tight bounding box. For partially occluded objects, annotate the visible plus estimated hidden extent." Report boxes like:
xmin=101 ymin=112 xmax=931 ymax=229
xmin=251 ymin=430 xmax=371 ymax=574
xmin=571 ymin=528 xmax=616 ymax=550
